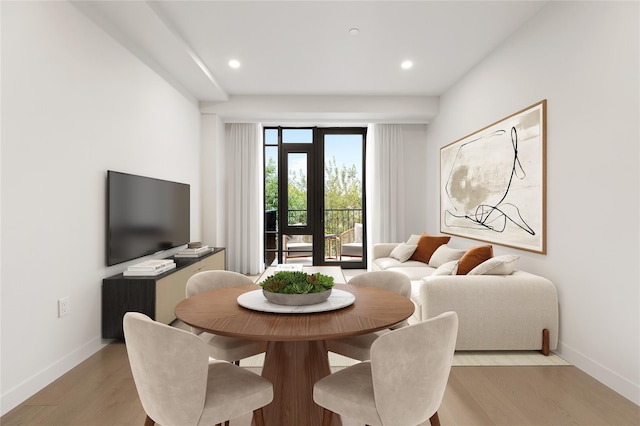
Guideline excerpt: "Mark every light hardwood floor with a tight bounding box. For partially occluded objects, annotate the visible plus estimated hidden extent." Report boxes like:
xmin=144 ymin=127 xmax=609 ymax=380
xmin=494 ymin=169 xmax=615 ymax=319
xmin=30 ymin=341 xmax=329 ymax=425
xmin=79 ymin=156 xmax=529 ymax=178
xmin=2 ymin=342 xmax=638 ymax=426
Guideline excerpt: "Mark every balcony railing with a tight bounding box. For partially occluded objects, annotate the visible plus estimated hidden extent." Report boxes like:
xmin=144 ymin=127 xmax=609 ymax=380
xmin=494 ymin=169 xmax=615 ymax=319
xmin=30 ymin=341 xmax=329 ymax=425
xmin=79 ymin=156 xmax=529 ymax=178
xmin=323 ymin=208 xmax=362 ymax=236
xmin=285 ymin=208 xmax=362 ymax=236
xmin=264 ymin=208 xmax=363 ymax=265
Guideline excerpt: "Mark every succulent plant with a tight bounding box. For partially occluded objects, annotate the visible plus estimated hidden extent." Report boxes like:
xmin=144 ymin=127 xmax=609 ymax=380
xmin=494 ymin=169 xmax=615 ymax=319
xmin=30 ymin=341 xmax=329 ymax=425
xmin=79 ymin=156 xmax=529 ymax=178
xmin=260 ymin=271 xmax=334 ymax=294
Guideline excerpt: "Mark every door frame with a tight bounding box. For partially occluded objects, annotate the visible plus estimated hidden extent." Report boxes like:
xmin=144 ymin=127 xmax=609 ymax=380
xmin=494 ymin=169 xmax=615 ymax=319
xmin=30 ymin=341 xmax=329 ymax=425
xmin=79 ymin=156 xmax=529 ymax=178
xmin=279 ymin=140 xmax=316 ymax=262
xmin=265 ymin=126 xmax=367 ymax=268
xmin=314 ymin=127 xmax=367 ymax=269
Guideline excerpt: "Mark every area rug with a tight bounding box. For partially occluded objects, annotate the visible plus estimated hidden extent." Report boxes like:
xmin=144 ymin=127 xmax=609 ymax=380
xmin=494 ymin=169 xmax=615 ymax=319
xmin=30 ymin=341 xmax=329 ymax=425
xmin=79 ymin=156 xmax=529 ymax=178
xmin=240 ymin=351 xmax=569 ymax=367
xmin=452 ymin=350 xmax=569 ymax=366
xmin=174 ymin=321 xmax=569 ymax=367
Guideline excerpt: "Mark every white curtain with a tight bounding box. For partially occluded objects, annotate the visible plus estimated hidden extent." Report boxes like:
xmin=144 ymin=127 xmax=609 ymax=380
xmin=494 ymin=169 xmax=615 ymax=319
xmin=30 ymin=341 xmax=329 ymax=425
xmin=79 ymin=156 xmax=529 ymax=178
xmin=366 ymin=124 xmax=405 ymax=264
xmin=225 ymin=123 xmax=264 ymax=274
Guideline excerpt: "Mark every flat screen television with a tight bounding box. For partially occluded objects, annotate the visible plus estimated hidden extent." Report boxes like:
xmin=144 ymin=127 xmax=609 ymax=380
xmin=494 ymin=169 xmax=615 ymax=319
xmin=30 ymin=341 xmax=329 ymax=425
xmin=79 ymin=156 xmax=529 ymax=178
xmin=107 ymin=170 xmax=190 ymax=266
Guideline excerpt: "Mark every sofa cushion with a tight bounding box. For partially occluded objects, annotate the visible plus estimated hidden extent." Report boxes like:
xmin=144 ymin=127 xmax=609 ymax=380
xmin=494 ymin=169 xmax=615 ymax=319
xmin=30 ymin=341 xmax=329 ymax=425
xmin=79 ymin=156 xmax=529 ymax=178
xmin=410 ymin=234 xmax=451 ymax=263
xmin=374 ymin=257 xmax=425 ymax=270
xmin=428 ymin=245 xmax=466 ymax=267
xmin=341 ymin=243 xmax=363 ymax=257
xmin=468 ymin=255 xmax=520 ymax=275
xmin=386 ymin=266 xmax=435 ymax=280
xmin=374 ymin=257 xmax=403 ymax=270
xmin=430 ymin=260 xmax=459 ymax=276
xmin=457 ymin=245 xmax=494 ymax=275
xmin=286 ymin=242 xmax=313 ymax=257
xmin=389 ymin=243 xmax=418 ymax=262
xmin=374 ymin=256 xmax=436 ymax=280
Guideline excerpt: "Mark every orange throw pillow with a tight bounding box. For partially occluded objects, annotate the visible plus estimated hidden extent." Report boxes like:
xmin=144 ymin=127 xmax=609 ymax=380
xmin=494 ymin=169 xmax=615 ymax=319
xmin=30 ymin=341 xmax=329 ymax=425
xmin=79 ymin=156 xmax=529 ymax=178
xmin=410 ymin=233 xmax=451 ymax=264
xmin=457 ymin=245 xmax=494 ymax=275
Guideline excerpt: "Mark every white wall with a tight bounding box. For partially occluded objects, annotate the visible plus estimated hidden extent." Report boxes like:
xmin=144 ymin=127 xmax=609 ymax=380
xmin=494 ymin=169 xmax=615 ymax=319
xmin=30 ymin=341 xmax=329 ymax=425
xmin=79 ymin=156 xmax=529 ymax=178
xmin=425 ymin=1 xmax=639 ymax=404
xmin=0 ymin=2 xmax=202 ymax=414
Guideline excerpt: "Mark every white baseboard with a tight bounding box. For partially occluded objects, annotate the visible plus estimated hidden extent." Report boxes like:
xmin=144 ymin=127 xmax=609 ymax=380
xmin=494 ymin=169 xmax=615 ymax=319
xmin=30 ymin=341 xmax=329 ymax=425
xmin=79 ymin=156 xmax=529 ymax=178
xmin=0 ymin=336 xmax=110 ymax=416
xmin=557 ymin=341 xmax=640 ymax=406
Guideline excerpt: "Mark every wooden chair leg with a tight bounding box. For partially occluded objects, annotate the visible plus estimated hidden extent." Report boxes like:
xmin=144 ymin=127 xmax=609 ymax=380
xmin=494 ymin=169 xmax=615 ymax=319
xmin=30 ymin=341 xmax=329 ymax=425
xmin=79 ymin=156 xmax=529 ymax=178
xmin=541 ymin=328 xmax=550 ymax=356
xmin=253 ymin=408 xmax=266 ymax=426
xmin=430 ymin=411 xmax=441 ymax=426
xmin=225 ymin=420 xmax=230 ymax=426
xmin=144 ymin=415 xmax=155 ymax=426
xmin=322 ymin=408 xmax=333 ymax=426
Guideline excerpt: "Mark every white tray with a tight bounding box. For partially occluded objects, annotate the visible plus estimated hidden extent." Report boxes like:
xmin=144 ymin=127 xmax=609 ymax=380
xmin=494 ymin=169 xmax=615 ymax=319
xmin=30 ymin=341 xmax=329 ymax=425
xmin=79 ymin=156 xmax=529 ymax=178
xmin=237 ymin=289 xmax=355 ymax=314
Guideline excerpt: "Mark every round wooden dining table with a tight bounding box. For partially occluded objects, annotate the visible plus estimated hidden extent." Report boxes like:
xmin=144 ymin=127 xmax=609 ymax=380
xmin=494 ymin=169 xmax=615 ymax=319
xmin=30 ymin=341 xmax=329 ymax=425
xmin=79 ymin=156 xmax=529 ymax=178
xmin=175 ymin=282 xmax=414 ymax=426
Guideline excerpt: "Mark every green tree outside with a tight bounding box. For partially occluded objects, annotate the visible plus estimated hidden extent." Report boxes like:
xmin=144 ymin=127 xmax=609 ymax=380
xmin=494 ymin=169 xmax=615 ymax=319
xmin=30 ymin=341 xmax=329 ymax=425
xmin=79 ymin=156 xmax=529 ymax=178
xmin=265 ymin=156 xmax=362 ymax=235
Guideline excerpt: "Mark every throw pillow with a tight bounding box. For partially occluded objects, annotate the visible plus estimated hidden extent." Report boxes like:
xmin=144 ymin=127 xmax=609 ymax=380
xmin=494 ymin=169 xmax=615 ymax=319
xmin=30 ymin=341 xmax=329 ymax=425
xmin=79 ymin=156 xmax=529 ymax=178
xmin=457 ymin=245 xmax=494 ymax=275
xmin=428 ymin=245 xmax=466 ymax=267
xmin=410 ymin=233 xmax=451 ymax=264
xmin=354 ymin=223 xmax=363 ymax=243
xmin=431 ymin=260 xmax=459 ymax=276
xmin=389 ymin=243 xmax=418 ymax=263
xmin=468 ymin=255 xmax=520 ymax=275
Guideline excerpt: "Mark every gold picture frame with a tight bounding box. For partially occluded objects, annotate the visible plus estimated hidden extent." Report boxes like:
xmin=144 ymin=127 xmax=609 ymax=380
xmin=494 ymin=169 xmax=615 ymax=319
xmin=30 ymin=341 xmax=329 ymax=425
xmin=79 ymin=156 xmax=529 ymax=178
xmin=440 ymin=100 xmax=547 ymax=254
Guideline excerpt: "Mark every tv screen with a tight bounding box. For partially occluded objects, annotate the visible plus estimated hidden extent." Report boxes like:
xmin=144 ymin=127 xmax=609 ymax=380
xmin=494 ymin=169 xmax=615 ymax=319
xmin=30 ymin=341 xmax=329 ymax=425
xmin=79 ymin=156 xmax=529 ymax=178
xmin=107 ymin=171 xmax=190 ymax=266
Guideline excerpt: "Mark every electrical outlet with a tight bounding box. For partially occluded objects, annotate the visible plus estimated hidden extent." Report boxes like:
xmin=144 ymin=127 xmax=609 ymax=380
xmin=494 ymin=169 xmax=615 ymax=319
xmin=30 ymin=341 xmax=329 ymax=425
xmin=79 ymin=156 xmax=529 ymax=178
xmin=58 ymin=297 xmax=69 ymax=318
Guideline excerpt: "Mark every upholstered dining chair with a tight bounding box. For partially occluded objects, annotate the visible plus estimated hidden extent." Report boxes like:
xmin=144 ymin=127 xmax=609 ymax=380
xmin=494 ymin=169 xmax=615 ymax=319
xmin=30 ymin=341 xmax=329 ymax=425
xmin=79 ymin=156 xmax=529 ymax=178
xmin=185 ymin=270 xmax=268 ymax=364
xmin=314 ymin=311 xmax=458 ymax=426
xmin=123 ymin=312 xmax=273 ymax=426
xmin=326 ymin=270 xmax=412 ymax=360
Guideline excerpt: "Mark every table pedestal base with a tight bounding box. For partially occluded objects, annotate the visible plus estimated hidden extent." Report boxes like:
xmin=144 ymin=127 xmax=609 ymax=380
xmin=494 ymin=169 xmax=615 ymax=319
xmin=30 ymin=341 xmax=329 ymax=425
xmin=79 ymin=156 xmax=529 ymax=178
xmin=260 ymin=340 xmax=341 ymax=426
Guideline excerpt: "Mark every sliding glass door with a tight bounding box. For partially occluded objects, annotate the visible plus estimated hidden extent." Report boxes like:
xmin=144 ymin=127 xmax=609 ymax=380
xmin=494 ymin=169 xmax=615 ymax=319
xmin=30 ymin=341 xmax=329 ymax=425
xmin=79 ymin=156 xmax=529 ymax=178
xmin=317 ymin=128 xmax=366 ymax=268
xmin=263 ymin=127 xmax=366 ymax=269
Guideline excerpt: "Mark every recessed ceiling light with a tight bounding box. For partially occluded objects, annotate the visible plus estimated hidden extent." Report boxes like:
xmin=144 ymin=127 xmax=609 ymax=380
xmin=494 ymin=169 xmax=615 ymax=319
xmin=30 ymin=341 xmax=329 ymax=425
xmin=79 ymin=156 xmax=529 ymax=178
xmin=228 ymin=59 xmax=241 ymax=69
xmin=401 ymin=60 xmax=413 ymax=70
xmin=348 ymin=28 xmax=360 ymax=36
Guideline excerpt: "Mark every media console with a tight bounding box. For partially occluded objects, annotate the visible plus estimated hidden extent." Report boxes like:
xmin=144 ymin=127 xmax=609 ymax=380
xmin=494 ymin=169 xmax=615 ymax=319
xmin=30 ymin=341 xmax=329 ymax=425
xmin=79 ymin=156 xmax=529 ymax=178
xmin=102 ymin=248 xmax=226 ymax=339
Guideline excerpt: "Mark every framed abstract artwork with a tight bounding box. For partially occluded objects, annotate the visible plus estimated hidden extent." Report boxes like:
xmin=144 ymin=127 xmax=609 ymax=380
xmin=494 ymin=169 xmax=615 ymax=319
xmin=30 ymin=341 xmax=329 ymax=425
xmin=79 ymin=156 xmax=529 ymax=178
xmin=440 ymin=100 xmax=547 ymax=254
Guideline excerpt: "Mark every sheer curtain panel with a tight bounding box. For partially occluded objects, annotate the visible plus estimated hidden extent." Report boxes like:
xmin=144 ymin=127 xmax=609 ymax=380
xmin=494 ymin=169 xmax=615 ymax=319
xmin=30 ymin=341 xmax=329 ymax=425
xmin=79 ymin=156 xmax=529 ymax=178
xmin=225 ymin=123 xmax=264 ymax=275
xmin=366 ymin=124 xmax=406 ymax=262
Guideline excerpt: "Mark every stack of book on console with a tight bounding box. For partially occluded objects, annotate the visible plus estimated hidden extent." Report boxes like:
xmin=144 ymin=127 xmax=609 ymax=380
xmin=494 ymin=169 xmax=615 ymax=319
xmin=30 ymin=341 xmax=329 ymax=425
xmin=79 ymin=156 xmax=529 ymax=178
xmin=123 ymin=259 xmax=176 ymax=277
xmin=174 ymin=244 xmax=213 ymax=258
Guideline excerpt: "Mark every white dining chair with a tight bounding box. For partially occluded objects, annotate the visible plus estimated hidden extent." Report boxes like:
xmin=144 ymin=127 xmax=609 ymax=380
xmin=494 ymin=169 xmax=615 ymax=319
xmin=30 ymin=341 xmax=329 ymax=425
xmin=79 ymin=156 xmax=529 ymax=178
xmin=123 ymin=312 xmax=273 ymax=426
xmin=314 ymin=311 xmax=458 ymax=426
xmin=185 ymin=270 xmax=267 ymax=364
xmin=326 ymin=270 xmax=412 ymax=360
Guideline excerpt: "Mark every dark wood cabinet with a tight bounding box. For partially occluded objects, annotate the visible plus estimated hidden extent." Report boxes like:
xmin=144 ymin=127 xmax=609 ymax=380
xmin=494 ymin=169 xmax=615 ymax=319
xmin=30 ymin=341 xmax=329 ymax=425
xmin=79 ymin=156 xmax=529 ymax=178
xmin=102 ymin=248 xmax=225 ymax=339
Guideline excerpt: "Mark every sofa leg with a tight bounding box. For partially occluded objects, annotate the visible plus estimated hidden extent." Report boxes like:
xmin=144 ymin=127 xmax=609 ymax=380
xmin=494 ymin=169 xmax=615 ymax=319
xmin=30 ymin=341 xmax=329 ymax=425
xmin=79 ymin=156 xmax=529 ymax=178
xmin=541 ymin=328 xmax=550 ymax=356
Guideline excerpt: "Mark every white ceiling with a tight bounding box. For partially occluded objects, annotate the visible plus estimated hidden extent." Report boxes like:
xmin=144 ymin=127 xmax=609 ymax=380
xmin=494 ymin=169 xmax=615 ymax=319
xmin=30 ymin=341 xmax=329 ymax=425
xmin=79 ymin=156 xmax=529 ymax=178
xmin=74 ymin=1 xmax=548 ymax=104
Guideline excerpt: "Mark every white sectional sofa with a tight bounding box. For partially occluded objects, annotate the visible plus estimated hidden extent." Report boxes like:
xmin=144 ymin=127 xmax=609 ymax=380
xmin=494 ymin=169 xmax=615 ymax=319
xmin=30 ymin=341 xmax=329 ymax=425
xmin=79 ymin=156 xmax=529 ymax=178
xmin=372 ymin=241 xmax=559 ymax=354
